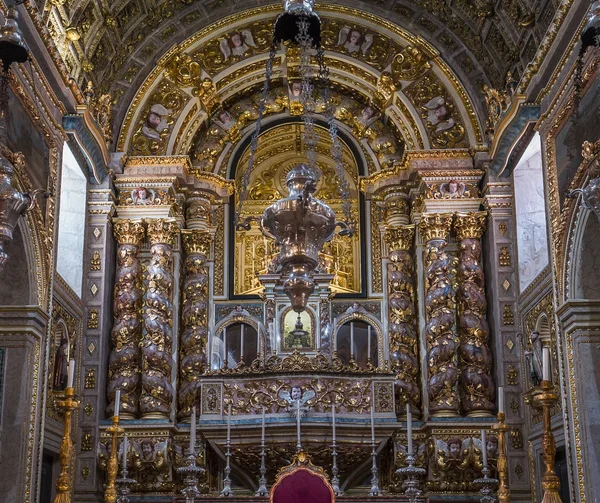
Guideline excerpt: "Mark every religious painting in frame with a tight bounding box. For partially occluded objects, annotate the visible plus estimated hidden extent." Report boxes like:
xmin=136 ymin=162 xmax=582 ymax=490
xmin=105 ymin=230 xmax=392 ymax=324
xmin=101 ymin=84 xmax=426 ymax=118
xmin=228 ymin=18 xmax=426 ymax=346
xmin=280 ymin=306 xmax=316 ymax=352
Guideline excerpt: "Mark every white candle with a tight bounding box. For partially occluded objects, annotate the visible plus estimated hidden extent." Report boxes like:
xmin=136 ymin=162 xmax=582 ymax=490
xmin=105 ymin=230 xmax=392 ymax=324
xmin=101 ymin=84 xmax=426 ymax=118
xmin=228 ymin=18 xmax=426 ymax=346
xmin=481 ymin=429 xmax=488 ymax=467
xmin=332 ymin=402 xmax=336 ymax=442
xmin=67 ymin=359 xmax=75 ymax=389
xmin=498 ymin=386 xmax=505 ymax=414
xmin=406 ymin=403 xmax=413 ymax=456
xmin=297 ymin=399 xmax=301 ymax=450
xmin=190 ymin=406 xmax=196 ymax=454
xmin=261 ymin=406 xmax=266 ymax=443
xmin=370 ymin=383 xmax=375 ymax=443
xmin=543 ymin=346 xmax=551 ymax=382
xmin=114 ymin=389 xmax=121 ymax=418
xmin=227 ymin=404 xmax=231 ymax=442
xmin=123 ymin=435 xmax=128 ymax=470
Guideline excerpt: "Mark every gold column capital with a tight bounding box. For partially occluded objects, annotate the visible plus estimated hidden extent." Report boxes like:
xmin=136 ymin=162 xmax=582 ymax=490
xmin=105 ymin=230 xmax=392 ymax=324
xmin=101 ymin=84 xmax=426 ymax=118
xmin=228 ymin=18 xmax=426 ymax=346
xmin=384 ymin=225 xmax=415 ymax=252
xmin=454 ymin=211 xmax=488 ymax=240
xmin=146 ymin=218 xmax=179 ymax=246
xmin=182 ymin=229 xmax=213 ymax=256
xmin=113 ymin=219 xmax=144 ymax=246
xmin=418 ymin=212 xmax=453 ymax=242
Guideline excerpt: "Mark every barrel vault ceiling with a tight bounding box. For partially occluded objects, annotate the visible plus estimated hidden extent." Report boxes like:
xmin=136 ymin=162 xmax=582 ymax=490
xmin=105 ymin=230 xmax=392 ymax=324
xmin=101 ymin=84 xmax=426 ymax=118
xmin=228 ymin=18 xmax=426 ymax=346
xmin=35 ymin=0 xmax=559 ymax=141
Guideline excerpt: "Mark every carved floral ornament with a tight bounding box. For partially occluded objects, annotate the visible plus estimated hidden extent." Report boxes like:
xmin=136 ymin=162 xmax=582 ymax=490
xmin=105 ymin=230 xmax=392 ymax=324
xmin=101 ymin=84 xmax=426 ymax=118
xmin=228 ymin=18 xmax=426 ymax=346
xmin=116 ymin=9 xmax=482 ymax=158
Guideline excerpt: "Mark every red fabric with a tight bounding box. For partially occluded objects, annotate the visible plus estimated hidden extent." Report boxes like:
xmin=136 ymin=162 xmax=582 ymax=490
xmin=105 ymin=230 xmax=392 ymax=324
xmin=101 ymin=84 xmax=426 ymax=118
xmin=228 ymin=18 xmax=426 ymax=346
xmin=272 ymin=469 xmax=332 ymax=503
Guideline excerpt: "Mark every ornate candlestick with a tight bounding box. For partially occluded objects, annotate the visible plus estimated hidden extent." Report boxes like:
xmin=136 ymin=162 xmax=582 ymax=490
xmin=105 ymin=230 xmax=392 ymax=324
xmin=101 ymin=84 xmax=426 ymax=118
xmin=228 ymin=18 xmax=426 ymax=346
xmin=255 ymin=440 xmax=268 ymax=496
xmin=396 ymin=454 xmax=426 ymax=503
xmin=178 ymin=453 xmax=205 ymax=503
xmin=369 ymin=441 xmax=382 ymax=496
xmin=534 ymin=380 xmax=562 ymax=503
xmin=53 ymin=386 xmax=81 ymax=503
xmin=331 ymin=440 xmax=342 ymax=496
xmin=115 ymin=468 xmax=136 ymax=503
xmin=474 ymin=466 xmax=499 ymax=503
xmin=221 ymin=438 xmax=233 ymax=497
xmin=492 ymin=411 xmax=510 ymax=503
xmin=104 ymin=416 xmax=124 ymax=503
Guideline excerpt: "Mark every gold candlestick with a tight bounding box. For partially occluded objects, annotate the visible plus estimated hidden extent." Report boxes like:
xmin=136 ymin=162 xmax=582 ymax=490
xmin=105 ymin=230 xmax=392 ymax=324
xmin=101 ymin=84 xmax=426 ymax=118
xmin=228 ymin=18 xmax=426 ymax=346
xmin=492 ymin=411 xmax=510 ymax=503
xmin=53 ymin=387 xmax=81 ymax=503
xmin=104 ymin=415 xmax=124 ymax=503
xmin=534 ymin=380 xmax=562 ymax=503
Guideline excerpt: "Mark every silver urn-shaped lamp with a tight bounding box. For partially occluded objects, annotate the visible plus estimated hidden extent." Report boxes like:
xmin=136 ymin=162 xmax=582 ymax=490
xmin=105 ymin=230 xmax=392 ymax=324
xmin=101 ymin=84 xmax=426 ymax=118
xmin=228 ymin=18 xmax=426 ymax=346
xmin=261 ymin=164 xmax=337 ymax=312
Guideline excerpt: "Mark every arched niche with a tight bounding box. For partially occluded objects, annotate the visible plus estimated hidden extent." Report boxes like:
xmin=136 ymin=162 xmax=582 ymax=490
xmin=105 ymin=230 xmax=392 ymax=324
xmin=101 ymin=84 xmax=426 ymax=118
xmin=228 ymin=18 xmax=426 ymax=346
xmin=0 ymin=221 xmax=33 ymax=306
xmin=334 ymin=310 xmax=384 ymax=369
xmin=212 ymin=315 xmax=264 ymax=369
xmin=574 ymin=211 xmax=600 ymax=300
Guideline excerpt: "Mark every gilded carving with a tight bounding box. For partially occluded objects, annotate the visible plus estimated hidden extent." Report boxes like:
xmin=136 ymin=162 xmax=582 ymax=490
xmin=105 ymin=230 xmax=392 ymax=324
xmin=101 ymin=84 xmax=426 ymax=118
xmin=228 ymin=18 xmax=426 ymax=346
xmin=223 ymin=378 xmax=375 ymax=415
xmin=391 ymin=45 xmax=431 ymax=82
xmin=84 ymin=368 xmax=96 ymax=389
xmin=498 ymin=221 xmax=508 ymax=236
xmin=90 ymin=250 xmax=101 ymax=271
xmin=179 ymin=230 xmax=213 ymax=420
xmin=502 ymin=305 xmax=514 ymax=325
xmin=141 ymin=220 xmax=179 ymax=418
xmin=510 ymin=427 xmax=523 ymax=449
xmin=455 ymin=212 xmax=495 ymax=414
xmin=119 ymin=187 xmax=170 ymax=206
xmin=499 ymin=246 xmax=511 ymax=267
xmin=131 ymin=438 xmax=172 ymax=490
xmin=374 ymin=382 xmax=394 ymax=413
xmin=108 ymin=219 xmax=145 ymax=418
xmin=507 ymin=365 xmax=519 ymax=386
xmin=426 ymin=180 xmax=478 ymax=199
xmin=419 ymin=213 xmax=458 ymax=415
xmin=81 ymin=431 xmax=93 ymax=451
xmin=384 ymin=226 xmax=420 ymax=411
xmin=202 ymin=384 xmax=221 ymax=415
xmin=87 ymin=309 xmax=99 ymax=329
xmin=404 ymin=72 xmax=466 ymax=148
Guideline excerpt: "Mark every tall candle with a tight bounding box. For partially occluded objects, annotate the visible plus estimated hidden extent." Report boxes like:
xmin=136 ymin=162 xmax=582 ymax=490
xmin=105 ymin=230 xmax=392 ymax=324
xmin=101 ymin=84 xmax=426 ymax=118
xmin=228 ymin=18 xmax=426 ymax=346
xmin=481 ymin=429 xmax=488 ymax=467
xmin=542 ymin=346 xmax=551 ymax=382
xmin=498 ymin=386 xmax=505 ymax=414
xmin=114 ymin=389 xmax=121 ymax=418
xmin=227 ymin=404 xmax=231 ymax=442
xmin=297 ymin=399 xmax=301 ymax=450
xmin=261 ymin=406 xmax=266 ymax=443
xmin=370 ymin=383 xmax=375 ymax=443
xmin=406 ymin=403 xmax=413 ymax=456
xmin=190 ymin=406 xmax=196 ymax=454
xmin=123 ymin=435 xmax=128 ymax=470
xmin=67 ymin=359 xmax=75 ymax=389
xmin=332 ymin=402 xmax=336 ymax=442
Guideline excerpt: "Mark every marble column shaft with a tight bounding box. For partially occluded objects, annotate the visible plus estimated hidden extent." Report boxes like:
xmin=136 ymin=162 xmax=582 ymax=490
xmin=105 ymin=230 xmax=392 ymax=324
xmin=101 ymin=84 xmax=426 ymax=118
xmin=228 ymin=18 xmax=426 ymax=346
xmin=108 ymin=219 xmax=145 ymax=418
xmin=178 ymin=229 xmax=212 ymax=420
xmin=140 ymin=219 xmax=178 ymax=418
xmin=384 ymin=225 xmax=421 ymax=411
xmin=455 ymin=212 xmax=495 ymax=415
xmin=419 ymin=213 xmax=459 ymax=416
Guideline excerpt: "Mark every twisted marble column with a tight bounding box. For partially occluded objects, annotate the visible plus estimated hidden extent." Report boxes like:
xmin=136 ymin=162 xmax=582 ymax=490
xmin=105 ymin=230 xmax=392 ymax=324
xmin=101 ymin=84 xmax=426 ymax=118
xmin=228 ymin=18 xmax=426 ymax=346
xmin=178 ymin=229 xmax=212 ymax=420
xmin=384 ymin=225 xmax=420 ymax=411
xmin=140 ymin=219 xmax=178 ymax=418
xmin=419 ymin=213 xmax=459 ymax=416
xmin=108 ymin=220 xmax=144 ymax=418
xmin=455 ymin=212 xmax=495 ymax=415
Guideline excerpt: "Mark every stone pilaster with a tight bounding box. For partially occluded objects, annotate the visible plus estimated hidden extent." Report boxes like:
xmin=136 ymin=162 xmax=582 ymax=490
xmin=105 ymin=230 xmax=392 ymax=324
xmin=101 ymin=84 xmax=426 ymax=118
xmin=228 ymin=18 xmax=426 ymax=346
xmin=108 ymin=219 xmax=144 ymax=419
xmin=419 ymin=213 xmax=458 ymax=416
xmin=140 ymin=219 xmax=178 ymax=419
xmin=178 ymin=229 xmax=212 ymax=420
xmin=384 ymin=225 xmax=420 ymax=415
xmin=454 ymin=211 xmax=495 ymax=416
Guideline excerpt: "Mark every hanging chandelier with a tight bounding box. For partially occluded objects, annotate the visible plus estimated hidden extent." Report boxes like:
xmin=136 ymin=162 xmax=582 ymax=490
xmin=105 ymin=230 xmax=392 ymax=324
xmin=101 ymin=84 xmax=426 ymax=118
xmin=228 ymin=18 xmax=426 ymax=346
xmin=236 ymin=0 xmax=354 ymax=313
xmin=0 ymin=7 xmax=42 ymax=271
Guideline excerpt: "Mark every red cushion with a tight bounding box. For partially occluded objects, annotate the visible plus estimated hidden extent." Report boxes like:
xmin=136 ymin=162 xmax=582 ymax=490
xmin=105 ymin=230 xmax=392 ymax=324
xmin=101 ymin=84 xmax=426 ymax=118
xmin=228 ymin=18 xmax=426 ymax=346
xmin=272 ymin=469 xmax=333 ymax=503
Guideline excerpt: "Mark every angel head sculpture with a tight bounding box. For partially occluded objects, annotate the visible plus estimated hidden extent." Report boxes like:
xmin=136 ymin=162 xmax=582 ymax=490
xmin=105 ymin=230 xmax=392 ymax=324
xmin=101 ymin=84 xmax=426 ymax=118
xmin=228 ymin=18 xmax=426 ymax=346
xmin=142 ymin=104 xmax=171 ymax=141
xmin=424 ymin=96 xmax=455 ymax=133
xmin=219 ymin=30 xmax=257 ymax=60
xmin=337 ymin=26 xmax=374 ymax=55
xmin=279 ymin=385 xmax=316 ymax=417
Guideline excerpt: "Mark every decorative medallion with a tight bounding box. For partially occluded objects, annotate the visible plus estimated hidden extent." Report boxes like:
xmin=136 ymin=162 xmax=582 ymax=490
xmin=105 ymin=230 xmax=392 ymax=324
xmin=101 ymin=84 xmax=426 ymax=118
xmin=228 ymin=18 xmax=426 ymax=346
xmin=502 ymin=278 xmax=511 ymax=291
xmin=84 ymin=402 xmax=93 ymax=416
xmin=81 ymin=465 xmax=90 ymax=481
xmin=87 ymin=341 xmax=96 ymax=355
xmin=498 ymin=221 xmax=508 ymax=236
xmin=506 ymin=338 xmax=514 ymax=351
xmin=90 ymin=283 xmax=99 ymax=296
xmin=93 ymin=227 xmax=101 ymax=240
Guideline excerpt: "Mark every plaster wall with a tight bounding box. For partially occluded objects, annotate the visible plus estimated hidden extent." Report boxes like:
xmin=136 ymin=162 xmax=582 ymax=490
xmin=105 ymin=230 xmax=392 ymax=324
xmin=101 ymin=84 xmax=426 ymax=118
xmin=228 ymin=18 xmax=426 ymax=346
xmin=513 ymin=133 xmax=549 ymax=292
xmin=56 ymin=144 xmax=87 ymax=297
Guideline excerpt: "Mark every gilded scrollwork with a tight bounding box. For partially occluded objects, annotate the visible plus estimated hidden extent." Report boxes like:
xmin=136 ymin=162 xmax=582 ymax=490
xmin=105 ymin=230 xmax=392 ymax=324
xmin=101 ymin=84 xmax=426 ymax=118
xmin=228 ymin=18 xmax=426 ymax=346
xmin=454 ymin=212 xmax=495 ymax=415
xmin=108 ymin=219 xmax=145 ymax=418
xmin=178 ymin=230 xmax=213 ymax=420
xmin=384 ymin=225 xmax=421 ymax=412
xmin=419 ymin=213 xmax=458 ymax=416
xmin=223 ymin=378 xmax=374 ymax=415
xmin=391 ymin=45 xmax=431 ymax=82
xmin=140 ymin=219 xmax=178 ymax=418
